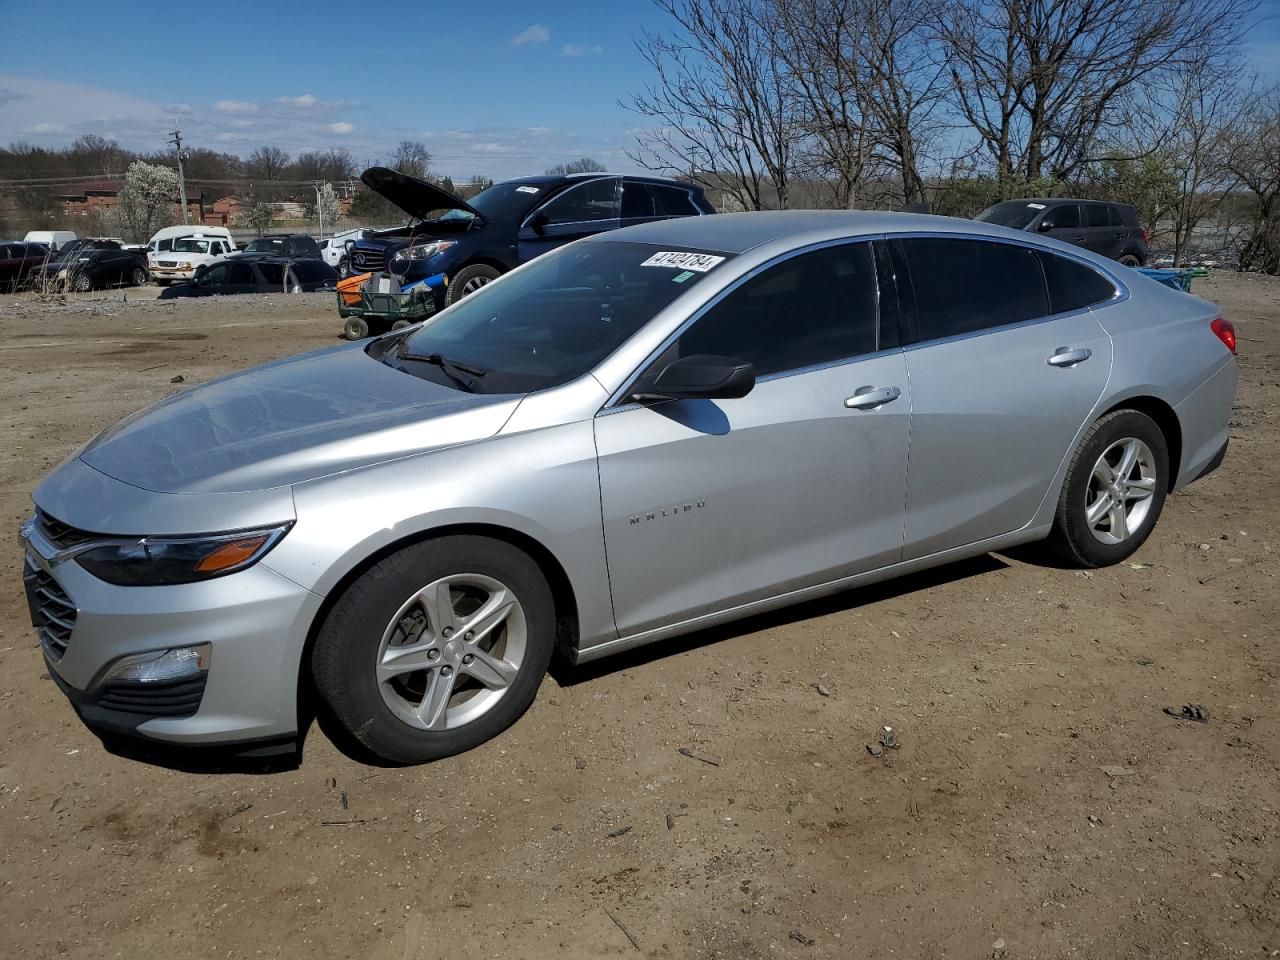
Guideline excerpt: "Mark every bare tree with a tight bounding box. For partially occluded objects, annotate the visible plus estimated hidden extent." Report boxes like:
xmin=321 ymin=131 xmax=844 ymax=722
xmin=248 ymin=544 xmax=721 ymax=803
xmin=627 ymin=0 xmax=798 ymax=210
xmin=1222 ymin=87 xmax=1280 ymax=273
xmin=247 ymin=145 xmax=290 ymax=181
xmin=935 ymin=0 xmax=1259 ymax=182
xmin=546 ymin=157 xmax=607 ymax=174
xmin=393 ymin=140 xmax=431 ymax=179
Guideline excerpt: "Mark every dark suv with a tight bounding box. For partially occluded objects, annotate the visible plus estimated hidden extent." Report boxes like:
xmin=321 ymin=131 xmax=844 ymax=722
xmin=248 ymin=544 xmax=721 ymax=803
xmin=241 ymin=234 xmax=323 ymax=258
xmin=975 ymin=198 xmax=1148 ymax=266
xmin=347 ymin=168 xmax=716 ymax=304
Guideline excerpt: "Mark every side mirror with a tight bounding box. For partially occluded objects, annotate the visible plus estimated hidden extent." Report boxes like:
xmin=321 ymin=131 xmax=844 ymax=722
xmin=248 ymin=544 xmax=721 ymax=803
xmin=1037 ymin=221 xmax=1053 ymax=232
xmin=648 ymin=354 xmax=755 ymax=401
xmin=528 ymin=211 xmax=549 ymax=236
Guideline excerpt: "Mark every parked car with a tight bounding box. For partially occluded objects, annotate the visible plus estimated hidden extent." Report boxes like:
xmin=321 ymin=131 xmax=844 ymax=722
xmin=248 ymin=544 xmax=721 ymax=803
xmin=22 ymin=212 xmax=1235 ymax=765
xmin=148 ymin=234 xmax=235 ymax=285
xmin=241 ymin=234 xmax=323 ymax=258
xmin=319 ymin=228 xmax=373 ymax=272
xmin=146 ymin=225 xmax=235 ymax=258
xmin=31 ymin=246 xmax=148 ymax=291
xmin=975 ymin=198 xmax=1149 ymax=266
xmin=23 ymin=230 xmax=77 ymax=253
xmin=157 ymin=256 xmax=337 ymax=298
xmin=347 ymin=168 xmax=715 ymax=306
xmin=0 ymin=241 xmax=51 ymax=291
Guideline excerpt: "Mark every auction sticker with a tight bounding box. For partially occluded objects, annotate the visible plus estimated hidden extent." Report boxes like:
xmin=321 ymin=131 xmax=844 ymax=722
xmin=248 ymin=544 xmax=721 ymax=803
xmin=641 ymin=251 xmax=726 ymax=272
xmin=515 ymin=185 xmax=541 ymax=194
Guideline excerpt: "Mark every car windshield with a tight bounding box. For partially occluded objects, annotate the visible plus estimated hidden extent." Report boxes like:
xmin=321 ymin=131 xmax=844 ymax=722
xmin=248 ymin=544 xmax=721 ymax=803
xmin=437 ymin=181 xmax=547 ymax=224
xmin=382 ymin=240 xmax=733 ymax=393
xmin=245 ymin=238 xmax=286 ymax=252
xmin=172 ymin=238 xmax=213 ymax=253
xmin=974 ymin=201 xmax=1044 ymax=229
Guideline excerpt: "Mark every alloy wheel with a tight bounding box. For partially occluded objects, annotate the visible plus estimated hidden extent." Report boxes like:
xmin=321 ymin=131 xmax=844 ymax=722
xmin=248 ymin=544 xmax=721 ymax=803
xmin=461 ymin=275 xmax=491 ymax=294
xmin=376 ymin=573 xmax=526 ymax=731
xmin=1085 ymin=437 xmax=1158 ymax=545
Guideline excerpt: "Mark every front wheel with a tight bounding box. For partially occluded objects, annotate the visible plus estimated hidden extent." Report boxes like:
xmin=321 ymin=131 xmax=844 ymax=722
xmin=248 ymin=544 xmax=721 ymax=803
xmin=1043 ymin=409 xmax=1169 ymax=567
xmin=445 ymin=264 xmax=501 ymax=305
xmin=344 ymin=316 xmax=370 ymax=340
xmin=310 ymin=536 xmax=555 ymax=764
xmin=1117 ymin=253 xmax=1143 ymax=268
xmin=72 ymin=273 xmax=92 ymax=292
xmin=131 ymin=267 xmax=148 ymax=286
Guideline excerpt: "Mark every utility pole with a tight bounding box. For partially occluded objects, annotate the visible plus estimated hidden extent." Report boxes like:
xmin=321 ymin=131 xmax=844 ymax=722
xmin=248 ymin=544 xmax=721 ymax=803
xmin=169 ymin=127 xmax=189 ymax=225
xmin=314 ymin=181 xmax=325 ymax=239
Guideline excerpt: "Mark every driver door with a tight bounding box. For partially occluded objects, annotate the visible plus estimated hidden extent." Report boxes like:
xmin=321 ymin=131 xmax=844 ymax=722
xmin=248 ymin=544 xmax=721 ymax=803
xmin=517 ymin=177 xmax=620 ymax=263
xmin=594 ymin=242 xmax=911 ymax=637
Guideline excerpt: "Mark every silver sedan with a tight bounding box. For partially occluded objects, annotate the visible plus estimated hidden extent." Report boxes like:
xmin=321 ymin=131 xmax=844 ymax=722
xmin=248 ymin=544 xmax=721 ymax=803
xmin=22 ymin=212 xmax=1238 ymax=765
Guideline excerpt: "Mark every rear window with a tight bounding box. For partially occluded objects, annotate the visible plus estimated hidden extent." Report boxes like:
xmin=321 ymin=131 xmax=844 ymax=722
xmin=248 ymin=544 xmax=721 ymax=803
xmin=1037 ymin=251 xmax=1117 ymax=314
xmin=901 ymin=237 xmax=1048 ymax=340
xmin=1086 ymin=205 xmax=1110 ymax=228
xmin=654 ymin=185 xmax=699 ymax=216
xmin=974 ymin=201 xmax=1044 ymax=229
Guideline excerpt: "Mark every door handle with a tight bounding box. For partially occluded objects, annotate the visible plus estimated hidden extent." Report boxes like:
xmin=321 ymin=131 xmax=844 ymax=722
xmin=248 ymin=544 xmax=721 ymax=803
xmin=1047 ymin=346 xmax=1093 ymax=367
xmin=844 ymin=385 xmax=901 ymax=409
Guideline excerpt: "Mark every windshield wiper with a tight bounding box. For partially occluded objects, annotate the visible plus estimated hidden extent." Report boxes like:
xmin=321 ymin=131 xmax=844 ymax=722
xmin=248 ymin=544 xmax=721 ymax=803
xmin=391 ymin=338 xmax=487 ymax=390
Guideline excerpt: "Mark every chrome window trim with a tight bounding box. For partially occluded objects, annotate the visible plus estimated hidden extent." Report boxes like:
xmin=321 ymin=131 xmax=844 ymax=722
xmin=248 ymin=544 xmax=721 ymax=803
xmin=887 ymin=230 xmax=1128 ymax=352
xmin=601 ymin=235 xmax=889 ymax=411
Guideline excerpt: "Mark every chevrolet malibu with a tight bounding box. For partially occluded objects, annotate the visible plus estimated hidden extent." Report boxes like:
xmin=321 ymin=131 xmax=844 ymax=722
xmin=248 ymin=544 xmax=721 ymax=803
xmin=22 ymin=212 xmax=1237 ymax=765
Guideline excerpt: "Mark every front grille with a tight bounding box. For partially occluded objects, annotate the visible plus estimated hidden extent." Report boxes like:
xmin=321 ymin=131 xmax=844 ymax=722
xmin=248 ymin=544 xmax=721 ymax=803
xmin=157 ymin=260 xmax=177 ymax=267
xmin=350 ymin=248 xmax=385 ymax=272
xmin=35 ymin=509 xmax=100 ymax=550
xmin=97 ymin=675 xmax=207 ymax=719
xmin=23 ymin=556 xmax=77 ymax=661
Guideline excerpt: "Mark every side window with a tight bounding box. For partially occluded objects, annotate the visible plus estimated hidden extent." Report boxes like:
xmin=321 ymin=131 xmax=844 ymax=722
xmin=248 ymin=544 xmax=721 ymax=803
xmin=901 ymin=237 xmax=1048 ymax=340
xmin=202 ymin=263 xmax=229 ymax=285
xmin=536 ymin=178 xmax=620 ymax=225
xmin=621 ymin=182 xmax=655 ymax=219
xmin=1086 ymin=204 xmax=1110 ymax=228
xmin=227 ymin=262 xmax=255 ymax=285
xmin=256 ymin=262 xmax=286 ymax=286
xmin=159 ymin=238 xmax=174 ymax=252
xmin=1042 ymin=204 xmax=1079 ymax=229
xmin=672 ymin=243 xmax=878 ymax=378
xmin=1037 ymin=251 xmax=1117 ymax=314
xmin=1107 ymin=206 xmax=1123 ymax=227
xmin=653 ymin=185 xmax=699 ymax=217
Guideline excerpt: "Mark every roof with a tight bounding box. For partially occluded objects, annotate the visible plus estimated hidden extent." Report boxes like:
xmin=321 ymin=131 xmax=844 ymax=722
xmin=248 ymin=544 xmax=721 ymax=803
xmin=584 ymin=210 xmax=1021 ymax=255
xmin=500 ymin=173 xmax=699 ymax=189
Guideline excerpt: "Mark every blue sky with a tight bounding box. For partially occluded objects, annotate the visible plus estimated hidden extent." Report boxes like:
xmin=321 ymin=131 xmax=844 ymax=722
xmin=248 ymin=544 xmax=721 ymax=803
xmin=1 ymin=0 xmax=1278 ymax=180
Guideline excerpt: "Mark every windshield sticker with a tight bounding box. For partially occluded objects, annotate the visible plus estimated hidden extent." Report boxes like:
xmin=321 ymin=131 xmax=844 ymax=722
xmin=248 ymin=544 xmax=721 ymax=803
xmin=671 ymin=270 xmax=695 ymax=283
xmin=515 ymin=185 xmax=540 ymax=194
xmin=641 ymin=251 xmax=726 ymax=272
xmin=1026 ymin=202 xmax=1047 ymax=209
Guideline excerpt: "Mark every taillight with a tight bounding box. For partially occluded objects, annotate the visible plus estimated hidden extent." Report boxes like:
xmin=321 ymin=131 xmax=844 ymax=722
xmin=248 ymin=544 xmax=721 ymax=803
xmin=1211 ymin=317 xmax=1236 ymax=355
xmin=1142 ymin=227 xmax=1150 ymax=245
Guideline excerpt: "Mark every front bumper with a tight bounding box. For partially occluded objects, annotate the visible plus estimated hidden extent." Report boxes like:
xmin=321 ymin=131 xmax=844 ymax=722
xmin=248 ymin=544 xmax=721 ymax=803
xmin=22 ymin=520 xmax=323 ymax=752
xmin=149 ymin=266 xmax=196 ymax=281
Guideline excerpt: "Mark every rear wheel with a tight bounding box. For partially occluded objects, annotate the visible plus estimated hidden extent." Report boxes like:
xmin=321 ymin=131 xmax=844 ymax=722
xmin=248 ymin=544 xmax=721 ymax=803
xmin=445 ymin=264 xmax=501 ymax=305
xmin=311 ymin=536 xmax=555 ymax=764
xmin=1117 ymin=252 xmax=1143 ymax=267
xmin=344 ymin=316 xmax=370 ymax=340
xmin=72 ymin=273 xmax=92 ymax=292
xmin=391 ymin=319 xmax=412 ymax=331
xmin=1044 ymin=409 xmax=1169 ymax=567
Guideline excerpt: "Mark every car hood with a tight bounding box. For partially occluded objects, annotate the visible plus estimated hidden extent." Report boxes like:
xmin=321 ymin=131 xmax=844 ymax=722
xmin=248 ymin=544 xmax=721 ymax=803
xmin=78 ymin=344 xmax=521 ymax=494
xmin=361 ymin=166 xmax=482 ymax=222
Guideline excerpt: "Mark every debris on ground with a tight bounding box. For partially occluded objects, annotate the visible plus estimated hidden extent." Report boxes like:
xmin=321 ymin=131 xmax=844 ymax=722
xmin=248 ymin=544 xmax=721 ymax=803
xmin=604 ymin=907 xmax=640 ymax=951
xmin=992 ymin=936 xmax=1007 ymax=957
xmin=666 ymin=812 xmax=675 ymax=831
xmin=867 ymin=743 xmax=884 ymax=758
xmin=880 ymin=726 xmax=900 ymax=750
xmin=789 ymin=931 xmax=816 ymax=946
xmin=170 ymin=374 xmax=185 ymax=383
xmin=1163 ymin=703 xmax=1209 ymax=723
xmin=607 ymin=825 xmax=633 ymax=839
xmin=813 ymin=683 xmax=831 ymax=697
xmin=678 ymin=746 xmax=721 ymax=766
xmin=1100 ymin=765 xmax=1136 ymax=778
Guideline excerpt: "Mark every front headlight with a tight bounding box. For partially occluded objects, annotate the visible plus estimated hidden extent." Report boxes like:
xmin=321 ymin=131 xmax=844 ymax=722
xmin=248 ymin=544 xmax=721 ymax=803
xmin=75 ymin=524 xmax=292 ymax=586
xmin=392 ymin=241 xmax=456 ymax=264
xmin=178 ymin=261 xmax=193 ymax=270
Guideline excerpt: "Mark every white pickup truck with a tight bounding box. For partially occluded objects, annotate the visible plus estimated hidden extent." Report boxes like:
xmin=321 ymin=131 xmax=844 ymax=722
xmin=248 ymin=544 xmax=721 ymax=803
xmin=148 ymin=234 xmax=234 ymax=284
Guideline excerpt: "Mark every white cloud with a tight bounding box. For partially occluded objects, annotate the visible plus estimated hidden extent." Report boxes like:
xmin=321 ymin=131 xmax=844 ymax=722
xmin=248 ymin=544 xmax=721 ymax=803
xmin=214 ymin=99 xmax=257 ymax=114
xmin=164 ymin=102 xmax=194 ymax=115
xmin=22 ymin=121 xmax=65 ymax=134
xmin=227 ymin=118 xmax=255 ymax=128
xmin=561 ymin=44 xmax=603 ymax=57
xmin=277 ymin=94 xmax=318 ymax=107
xmin=329 ymin=121 xmax=354 ymax=134
xmin=511 ymin=24 xmax=550 ymax=46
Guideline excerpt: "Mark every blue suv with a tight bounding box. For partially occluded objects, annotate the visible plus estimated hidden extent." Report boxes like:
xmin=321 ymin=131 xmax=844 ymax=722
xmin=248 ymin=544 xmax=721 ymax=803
xmin=347 ymin=168 xmax=716 ymax=304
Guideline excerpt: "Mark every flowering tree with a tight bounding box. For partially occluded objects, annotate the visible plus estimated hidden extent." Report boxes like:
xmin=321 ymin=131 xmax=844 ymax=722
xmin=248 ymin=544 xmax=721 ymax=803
xmin=116 ymin=160 xmax=180 ymax=243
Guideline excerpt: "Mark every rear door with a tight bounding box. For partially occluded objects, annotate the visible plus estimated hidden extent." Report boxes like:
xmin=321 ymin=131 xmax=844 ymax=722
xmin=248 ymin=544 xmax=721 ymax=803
xmin=894 ymin=236 xmax=1114 ymax=558
xmin=595 ymin=241 xmax=911 ymax=636
xmin=1081 ymin=203 xmax=1117 ymax=258
xmin=1039 ymin=203 xmax=1086 ymax=249
xmin=517 ymin=177 xmax=621 ymax=263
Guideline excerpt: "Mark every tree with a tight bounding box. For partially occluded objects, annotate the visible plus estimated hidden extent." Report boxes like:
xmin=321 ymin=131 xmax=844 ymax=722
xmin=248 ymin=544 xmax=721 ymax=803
xmin=244 ymin=197 xmax=275 ymax=236
xmin=545 ymin=157 xmax=607 ymax=175
xmin=393 ymin=140 xmax=431 ymax=179
xmin=247 ymin=145 xmax=290 ymax=180
xmin=934 ymin=0 xmax=1259 ymax=182
xmin=312 ymin=182 xmax=342 ymax=234
xmin=115 ymin=160 xmax=180 ymax=243
xmin=67 ymin=134 xmax=130 ymax=176
xmin=627 ymin=0 xmax=799 ymax=210
xmin=1222 ymin=87 xmax=1280 ymax=273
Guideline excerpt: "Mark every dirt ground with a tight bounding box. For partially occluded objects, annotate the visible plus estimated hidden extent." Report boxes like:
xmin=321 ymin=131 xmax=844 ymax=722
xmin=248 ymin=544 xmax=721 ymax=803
xmin=0 ymin=276 xmax=1276 ymax=960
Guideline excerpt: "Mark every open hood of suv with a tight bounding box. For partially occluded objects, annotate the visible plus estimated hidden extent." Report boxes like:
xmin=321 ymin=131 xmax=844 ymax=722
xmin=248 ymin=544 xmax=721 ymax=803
xmin=360 ymin=167 xmax=482 ymax=222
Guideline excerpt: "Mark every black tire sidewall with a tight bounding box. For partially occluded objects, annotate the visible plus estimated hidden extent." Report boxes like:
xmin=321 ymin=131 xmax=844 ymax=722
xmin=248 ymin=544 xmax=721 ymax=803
xmin=445 ymin=264 xmax=501 ymax=305
xmin=1058 ymin=410 xmax=1169 ymax=566
xmin=311 ymin=536 xmax=555 ymax=764
xmin=344 ymin=317 xmax=370 ymax=340
xmin=132 ymin=268 xmax=148 ymax=286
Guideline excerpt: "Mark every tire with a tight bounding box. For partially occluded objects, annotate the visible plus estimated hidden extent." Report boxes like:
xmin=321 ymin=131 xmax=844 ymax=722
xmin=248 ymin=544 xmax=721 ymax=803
xmin=1117 ymin=253 xmax=1143 ymax=267
xmin=445 ymin=263 xmax=501 ymax=305
xmin=131 ymin=267 xmax=148 ymax=286
xmin=1043 ymin=409 xmax=1169 ymax=568
xmin=72 ymin=273 xmax=92 ymax=292
xmin=344 ymin=317 xmax=370 ymax=340
xmin=310 ymin=535 xmax=555 ymax=765
xmin=337 ymin=256 xmax=349 ymax=278
xmin=390 ymin=319 xmax=412 ymax=331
